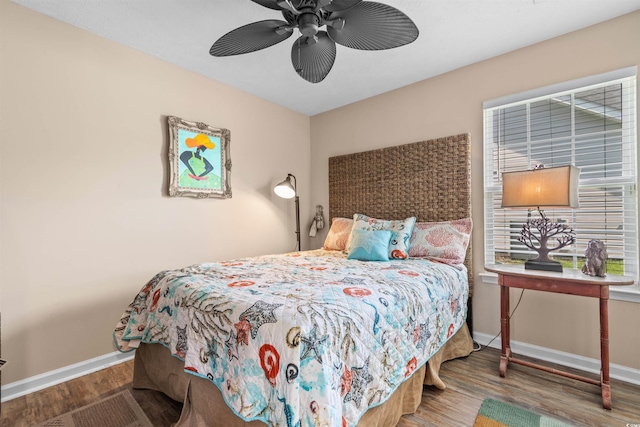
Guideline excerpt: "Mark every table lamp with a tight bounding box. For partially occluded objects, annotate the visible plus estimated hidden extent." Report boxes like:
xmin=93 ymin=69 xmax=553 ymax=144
xmin=274 ymin=173 xmax=300 ymax=251
xmin=501 ymin=165 xmax=580 ymax=272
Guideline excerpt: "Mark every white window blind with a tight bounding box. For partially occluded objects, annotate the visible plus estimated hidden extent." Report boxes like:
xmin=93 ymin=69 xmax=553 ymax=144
xmin=483 ymin=69 xmax=638 ymax=290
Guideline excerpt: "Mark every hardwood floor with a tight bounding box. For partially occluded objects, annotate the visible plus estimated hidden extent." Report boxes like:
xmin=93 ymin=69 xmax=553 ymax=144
xmin=2 ymin=347 xmax=639 ymax=426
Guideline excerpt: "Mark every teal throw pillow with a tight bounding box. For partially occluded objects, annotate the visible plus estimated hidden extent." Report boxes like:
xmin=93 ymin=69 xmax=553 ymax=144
xmin=347 ymin=214 xmax=416 ymax=259
xmin=347 ymin=229 xmax=392 ymax=261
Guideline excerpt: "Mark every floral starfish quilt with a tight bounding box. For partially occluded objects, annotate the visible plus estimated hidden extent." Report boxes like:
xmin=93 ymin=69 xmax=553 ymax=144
xmin=114 ymin=249 xmax=468 ymax=427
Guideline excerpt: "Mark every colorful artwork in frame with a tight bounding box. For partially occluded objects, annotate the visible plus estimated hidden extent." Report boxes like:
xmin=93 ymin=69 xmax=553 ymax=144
xmin=168 ymin=116 xmax=231 ymax=199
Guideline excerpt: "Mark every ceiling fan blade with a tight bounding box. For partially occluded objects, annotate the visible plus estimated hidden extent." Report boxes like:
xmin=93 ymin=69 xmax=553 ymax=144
xmin=250 ymin=0 xmax=285 ymax=10
xmin=323 ymin=0 xmax=362 ymax=12
xmin=327 ymin=2 xmax=419 ymax=50
xmin=291 ymin=32 xmax=336 ymax=83
xmin=210 ymin=20 xmax=293 ymax=56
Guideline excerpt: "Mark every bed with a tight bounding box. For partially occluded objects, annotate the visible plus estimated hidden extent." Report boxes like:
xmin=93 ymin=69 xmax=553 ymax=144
xmin=114 ymin=133 xmax=474 ymax=427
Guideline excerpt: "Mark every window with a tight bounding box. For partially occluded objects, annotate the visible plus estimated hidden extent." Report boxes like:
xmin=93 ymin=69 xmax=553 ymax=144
xmin=483 ymin=68 xmax=638 ymax=295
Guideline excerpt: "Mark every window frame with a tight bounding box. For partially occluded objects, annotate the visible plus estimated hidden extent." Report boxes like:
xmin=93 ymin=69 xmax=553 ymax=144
xmin=482 ymin=67 xmax=639 ymax=302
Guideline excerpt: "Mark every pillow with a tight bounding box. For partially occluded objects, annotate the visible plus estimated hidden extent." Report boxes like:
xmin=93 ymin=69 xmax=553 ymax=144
xmin=408 ymin=218 xmax=472 ymax=265
xmin=347 ymin=214 xmax=416 ymax=260
xmin=347 ymin=229 xmax=392 ymax=261
xmin=323 ymin=217 xmax=353 ymax=251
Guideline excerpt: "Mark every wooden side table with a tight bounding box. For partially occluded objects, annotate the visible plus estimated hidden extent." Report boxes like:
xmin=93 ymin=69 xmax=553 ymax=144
xmin=485 ymin=263 xmax=634 ymax=409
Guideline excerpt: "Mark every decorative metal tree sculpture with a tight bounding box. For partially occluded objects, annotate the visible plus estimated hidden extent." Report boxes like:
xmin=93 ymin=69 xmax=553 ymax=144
xmin=518 ymin=209 xmax=576 ymax=272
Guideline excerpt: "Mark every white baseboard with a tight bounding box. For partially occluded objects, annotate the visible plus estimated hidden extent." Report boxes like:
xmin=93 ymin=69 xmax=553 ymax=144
xmin=2 ymin=335 xmax=639 ymax=403
xmin=1 ymin=350 xmax=135 ymax=403
xmin=473 ymin=332 xmax=640 ymax=386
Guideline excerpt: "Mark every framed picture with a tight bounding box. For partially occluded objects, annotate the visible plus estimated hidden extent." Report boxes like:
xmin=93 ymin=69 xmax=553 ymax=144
xmin=168 ymin=116 xmax=231 ymax=199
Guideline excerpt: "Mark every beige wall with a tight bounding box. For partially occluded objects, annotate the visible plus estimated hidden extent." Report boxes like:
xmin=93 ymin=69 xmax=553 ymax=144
xmin=310 ymin=11 xmax=640 ymax=370
xmin=0 ymin=1 xmax=310 ymax=384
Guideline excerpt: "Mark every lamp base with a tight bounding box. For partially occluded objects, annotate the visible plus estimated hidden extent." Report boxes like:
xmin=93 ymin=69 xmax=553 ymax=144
xmin=525 ymin=259 xmax=563 ymax=272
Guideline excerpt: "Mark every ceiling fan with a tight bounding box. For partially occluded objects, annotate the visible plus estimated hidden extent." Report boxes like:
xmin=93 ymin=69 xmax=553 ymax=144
xmin=209 ymin=0 xmax=419 ymax=83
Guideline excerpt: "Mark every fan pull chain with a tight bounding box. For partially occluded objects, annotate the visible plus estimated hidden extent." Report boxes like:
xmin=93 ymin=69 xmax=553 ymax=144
xmin=295 ymin=29 xmax=302 ymax=73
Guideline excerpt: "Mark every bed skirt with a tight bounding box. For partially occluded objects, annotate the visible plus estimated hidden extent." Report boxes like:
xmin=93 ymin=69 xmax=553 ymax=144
xmin=132 ymin=323 xmax=473 ymax=427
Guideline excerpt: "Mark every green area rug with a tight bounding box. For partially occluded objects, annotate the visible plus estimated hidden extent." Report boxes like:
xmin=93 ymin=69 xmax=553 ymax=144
xmin=474 ymin=398 xmax=573 ymax=427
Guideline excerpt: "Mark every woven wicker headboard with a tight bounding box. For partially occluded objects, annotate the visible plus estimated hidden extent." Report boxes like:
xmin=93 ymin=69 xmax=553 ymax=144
xmin=328 ymin=133 xmax=473 ymax=293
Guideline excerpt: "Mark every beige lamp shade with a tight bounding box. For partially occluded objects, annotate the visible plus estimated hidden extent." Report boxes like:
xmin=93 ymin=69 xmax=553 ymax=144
xmin=501 ymin=165 xmax=580 ymax=209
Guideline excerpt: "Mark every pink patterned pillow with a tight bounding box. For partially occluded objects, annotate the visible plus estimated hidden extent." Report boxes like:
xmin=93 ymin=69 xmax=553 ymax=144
xmin=408 ymin=218 xmax=472 ymax=265
xmin=323 ymin=218 xmax=354 ymax=251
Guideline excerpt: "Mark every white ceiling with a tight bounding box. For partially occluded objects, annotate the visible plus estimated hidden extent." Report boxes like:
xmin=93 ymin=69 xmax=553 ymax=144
xmin=11 ymin=0 xmax=640 ymax=116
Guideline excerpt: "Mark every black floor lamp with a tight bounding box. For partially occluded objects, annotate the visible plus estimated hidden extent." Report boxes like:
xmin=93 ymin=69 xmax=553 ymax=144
xmin=274 ymin=173 xmax=300 ymax=251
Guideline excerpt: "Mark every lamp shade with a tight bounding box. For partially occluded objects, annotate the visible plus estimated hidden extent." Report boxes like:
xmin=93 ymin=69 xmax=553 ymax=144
xmin=274 ymin=175 xmax=296 ymax=199
xmin=501 ymin=165 xmax=579 ymax=209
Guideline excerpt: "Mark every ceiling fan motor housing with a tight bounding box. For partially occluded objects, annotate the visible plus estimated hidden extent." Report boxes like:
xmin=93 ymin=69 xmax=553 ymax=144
xmin=299 ymin=12 xmax=320 ymax=37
